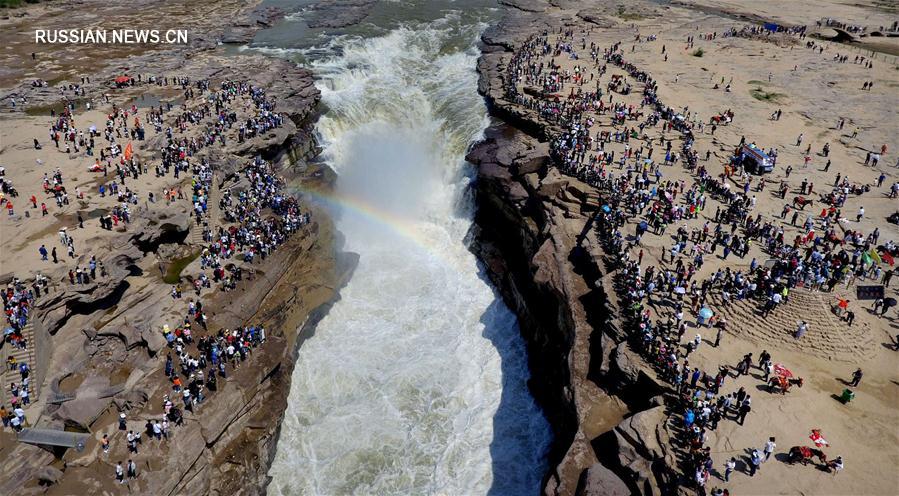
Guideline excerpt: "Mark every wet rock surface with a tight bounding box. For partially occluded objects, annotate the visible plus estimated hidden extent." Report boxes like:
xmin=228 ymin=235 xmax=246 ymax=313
xmin=303 ymin=0 xmax=378 ymax=29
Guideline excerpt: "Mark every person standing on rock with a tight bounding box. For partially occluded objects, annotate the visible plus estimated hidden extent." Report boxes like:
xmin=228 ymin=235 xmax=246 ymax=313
xmin=126 ymin=430 xmax=138 ymax=454
xmin=115 ymin=462 xmax=125 ymax=484
xmin=127 ymin=459 xmax=137 ymax=480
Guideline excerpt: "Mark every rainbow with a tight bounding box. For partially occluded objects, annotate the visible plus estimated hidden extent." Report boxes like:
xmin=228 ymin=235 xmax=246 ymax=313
xmin=289 ymin=184 xmax=451 ymax=261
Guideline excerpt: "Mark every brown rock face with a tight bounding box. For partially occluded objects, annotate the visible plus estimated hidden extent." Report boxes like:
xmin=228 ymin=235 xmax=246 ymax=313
xmin=577 ymin=462 xmax=630 ymax=496
xmin=468 ymin=124 xmax=628 ymax=495
xmin=468 ymin=3 xmax=686 ymax=494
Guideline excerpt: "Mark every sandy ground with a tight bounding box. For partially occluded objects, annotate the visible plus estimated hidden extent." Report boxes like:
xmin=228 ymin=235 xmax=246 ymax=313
xmin=1 ymin=96 xmax=185 ymax=274
xmin=509 ymin=1 xmax=899 ymax=494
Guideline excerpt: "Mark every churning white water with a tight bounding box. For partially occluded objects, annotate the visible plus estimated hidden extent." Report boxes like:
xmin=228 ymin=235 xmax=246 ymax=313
xmin=268 ymin=21 xmax=550 ymax=496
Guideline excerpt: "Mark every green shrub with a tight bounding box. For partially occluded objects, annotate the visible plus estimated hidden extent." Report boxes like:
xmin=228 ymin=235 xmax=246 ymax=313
xmin=750 ymin=87 xmax=786 ymax=103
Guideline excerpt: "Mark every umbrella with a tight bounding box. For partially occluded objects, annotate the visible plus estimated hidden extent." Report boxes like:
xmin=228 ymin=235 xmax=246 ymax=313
xmin=884 ymin=297 xmax=897 ymax=308
xmin=868 ymin=249 xmax=882 ymax=264
xmin=114 ymin=76 xmax=130 ymax=84
xmin=809 ymin=429 xmax=829 ymax=447
xmin=638 ymin=220 xmax=648 ymax=230
xmin=601 ymin=205 xmax=611 ymax=213
xmin=674 ymin=286 xmax=686 ymax=294
xmin=698 ymin=307 xmax=714 ymax=319
xmin=773 ymin=363 xmax=793 ymax=378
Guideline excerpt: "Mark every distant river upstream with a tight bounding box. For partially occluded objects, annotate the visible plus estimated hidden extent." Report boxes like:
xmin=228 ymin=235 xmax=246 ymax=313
xmin=251 ymin=1 xmax=552 ymax=494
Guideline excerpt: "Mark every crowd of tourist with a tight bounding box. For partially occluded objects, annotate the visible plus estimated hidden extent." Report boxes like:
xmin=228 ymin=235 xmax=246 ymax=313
xmin=1 ymin=67 xmax=314 ymax=489
xmin=2 ymin=277 xmax=39 ymax=427
xmin=501 ymin=21 xmax=893 ymax=494
xmin=107 ymin=77 xmax=310 ymax=481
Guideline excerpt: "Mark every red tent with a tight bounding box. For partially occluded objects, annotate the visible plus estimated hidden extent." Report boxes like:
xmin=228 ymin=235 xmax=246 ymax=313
xmin=115 ymin=76 xmax=130 ymax=84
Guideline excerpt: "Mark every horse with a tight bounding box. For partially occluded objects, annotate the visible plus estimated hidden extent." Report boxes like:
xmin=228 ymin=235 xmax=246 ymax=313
xmin=768 ymin=376 xmax=804 ymax=394
xmin=787 ymin=446 xmax=827 ymax=465
xmin=709 ymin=114 xmax=731 ymax=126
xmin=793 ymin=196 xmax=814 ymax=210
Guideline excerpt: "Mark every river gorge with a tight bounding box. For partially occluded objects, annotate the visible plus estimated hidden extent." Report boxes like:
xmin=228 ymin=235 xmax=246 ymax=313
xmin=257 ymin=3 xmax=552 ymax=494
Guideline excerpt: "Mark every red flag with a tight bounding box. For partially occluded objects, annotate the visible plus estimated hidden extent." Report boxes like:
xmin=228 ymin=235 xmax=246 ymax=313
xmin=882 ymin=251 xmax=895 ymax=266
xmin=124 ymin=142 xmax=133 ymax=162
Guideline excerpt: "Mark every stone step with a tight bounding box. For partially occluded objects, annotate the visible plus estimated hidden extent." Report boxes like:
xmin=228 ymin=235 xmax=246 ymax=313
xmin=186 ymin=172 xmax=219 ymax=248
xmin=4 ymin=350 xmax=33 ymax=363
xmin=2 ymin=322 xmax=38 ymax=399
xmin=709 ymin=288 xmax=875 ymax=361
